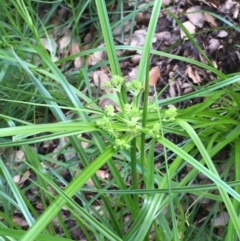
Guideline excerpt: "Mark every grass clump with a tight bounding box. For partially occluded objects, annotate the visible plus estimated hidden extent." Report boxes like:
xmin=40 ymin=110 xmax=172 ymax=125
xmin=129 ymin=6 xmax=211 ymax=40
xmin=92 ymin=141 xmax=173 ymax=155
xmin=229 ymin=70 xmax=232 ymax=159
xmin=0 ymin=0 xmax=240 ymax=241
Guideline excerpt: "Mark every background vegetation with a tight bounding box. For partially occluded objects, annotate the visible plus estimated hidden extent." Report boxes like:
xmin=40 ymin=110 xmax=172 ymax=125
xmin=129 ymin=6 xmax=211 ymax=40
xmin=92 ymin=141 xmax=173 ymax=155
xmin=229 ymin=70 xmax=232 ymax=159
xmin=0 ymin=0 xmax=240 ymax=240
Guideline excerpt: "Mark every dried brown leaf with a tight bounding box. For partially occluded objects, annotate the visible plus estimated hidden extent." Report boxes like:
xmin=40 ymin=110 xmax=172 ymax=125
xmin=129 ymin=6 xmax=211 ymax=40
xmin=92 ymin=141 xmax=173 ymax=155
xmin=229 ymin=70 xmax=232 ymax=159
xmin=43 ymin=140 xmax=55 ymax=148
xmin=86 ymin=170 xmax=109 ymax=187
xmin=70 ymin=42 xmax=84 ymax=69
xmin=203 ymin=13 xmax=218 ymax=27
xmin=96 ymin=170 xmax=109 ymax=179
xmin=81 ymin=141 xmax=89 ymax=149
xmin=208 ymin=39 xmax=220 ymax=52
xmin=187 ymin=65 xmax=201 ymax=84
xmin=181 ymin=83 xmax=192 ymax=89
xmin=83 ymin=44 xmax=90 ymax=51
xmin=98 ymin=97 xmax=115 ymax=109
xmin=183 ymin=87 xmax=193 ymax=94
xmin=162 ymin=0 xmax=172 ymax=6
xmin=13 ymin=217 xmax=28 ymax=227
xmin=213 ymin=212 xmax=229 ymax=227
xmin=131 ymin=54 xmax=141 ymax=65
xmin=154 ymin=31 xmax=171 ymax=41
xmin=194 ymin=70 xmax=203 ymax=83
xmin=113 ymin=21 xmax=134 ymax=36
xmin=223 ymin=0 xmax=235 ymax=11
xmin=92 ymin=70 xmax=110 ymax=89
xmin=10 ymin=150 xmax=25 ymax=162
xmin=206 ymin=0 xmax=220 ymax=8
xmin=180 ymin=21 xmax=196 ymax=39
xmin=85 ymin=178 xmax=94 ymax=187
xmin=233 ymin=3 xmax=240 ymax=19
xmin=40 ymin=37 xmax=56 ymax=53
xmin=135 ymin=12 xmax=152 ymax=24
xmin=13 ymin=174 xmax=21 ymax=183
xmin=212 ymin=60 xmax=218 ymax=69
xmin=217 ymin=30 xmax=228 ymax=38
xmin=87 ymin=44 xmax=105 ymax=65
xmin=18 ymin=170 xmax=31 ymax=186
xmin=127 ymin=66 xmax=138 ymax=81
xmin=84 ymin=33 xmax=92 ymax=43
xmin=58 ymin=29 xmax=71 ymax=53
xmin=124 ymin=29 xmax=148 ymax=53
xmin=186 ymin=6 xmax=204 ymax=28
xmin=169 ymin=80 xmax=176 ymax=97
xmin=49 ymin=7 xmax=69 ymax=37
xmin=36 ymin=202 xmax=43 ymax=210
xmin=70 ymin=42 xmax=80 ymax=55
xmin=149 ymin=66 xmax=161 ymax=86
xmin=129 ymin=33 xmax=145 ymax=47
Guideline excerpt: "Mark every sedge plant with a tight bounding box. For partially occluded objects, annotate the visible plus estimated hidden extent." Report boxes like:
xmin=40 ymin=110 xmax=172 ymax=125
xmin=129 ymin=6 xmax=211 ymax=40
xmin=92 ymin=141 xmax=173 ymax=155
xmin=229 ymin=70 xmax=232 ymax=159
xmin=0 ymin=1 xmax=240 ymax=241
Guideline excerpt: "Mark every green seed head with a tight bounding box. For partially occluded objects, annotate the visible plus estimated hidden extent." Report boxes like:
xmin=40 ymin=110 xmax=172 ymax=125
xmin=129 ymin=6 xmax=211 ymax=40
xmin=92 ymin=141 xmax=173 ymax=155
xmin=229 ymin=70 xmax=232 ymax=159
xmin=104 ymin=105 xmax=115 ymax=117
xmin=126 ymin=79 xmax=143 ymax=96
xmin=164 ymin=105 xmax=178 ymax=121
xmin=148 ymin=123 xmax=161 ymax=139
xmin=114 ymin=139 xmax=130 ymax=150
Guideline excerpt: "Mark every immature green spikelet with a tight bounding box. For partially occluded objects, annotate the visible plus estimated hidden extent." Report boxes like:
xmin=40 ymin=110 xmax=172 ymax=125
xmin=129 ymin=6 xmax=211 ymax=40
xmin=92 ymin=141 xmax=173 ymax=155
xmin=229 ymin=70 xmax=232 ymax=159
xmin=126 ymin=117 xmax=141 ymax=134
xmin=105 ymin=75 xmax=124 ymax=92
xmin=96 ymin=116 xmax=116 ymax=137
xmin=148 ymin=123 xmax=161 ymax=139
xmin=114 ymin=138 xmax=130 ymax=150
xmin=164 ymin=105 xmax=178 ymax=121
xmin=148 ymin=104 xmax=157 ymax=112
xmin=124 ymin=104 xmax=142 ymax=118
xmin=104 ymin=105 xmax=115 ymax=117
xmin=125 ymin=79 xmax=143 ymax=96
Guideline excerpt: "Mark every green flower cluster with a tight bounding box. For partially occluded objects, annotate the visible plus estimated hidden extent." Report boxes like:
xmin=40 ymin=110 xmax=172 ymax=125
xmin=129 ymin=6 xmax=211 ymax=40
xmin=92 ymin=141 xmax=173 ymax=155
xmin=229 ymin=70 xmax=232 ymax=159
xmin=148 ymin=104 xmax=157 ymax=112
xmin=105 ymin=75 xmax=124 ymax=92
xmin=96 ymin=115 xmax=130 ymax=150
xmin=123 ymin=104 xmax=142 ymax=134
xmin=96 ymin=116 xmax=116 ymax=137
xmin=113 ymin=139 xmax=130 ymax=150
xmin=125 ymin=79 xmax=143 ymax=96
xmin=126 ymin=117 xmax=141 ymax=134
xmin=148 ymin=123 xmax=161 ymax=139
xmin=124 ymin=104 xmax=142 ymax=118
xmin=104 ymin=105 xmax=115 ymax=117
xmin=99 ymin=75 xmax=171 ymax=149
xmin=164 ymin=105 xmax=178 ymax=121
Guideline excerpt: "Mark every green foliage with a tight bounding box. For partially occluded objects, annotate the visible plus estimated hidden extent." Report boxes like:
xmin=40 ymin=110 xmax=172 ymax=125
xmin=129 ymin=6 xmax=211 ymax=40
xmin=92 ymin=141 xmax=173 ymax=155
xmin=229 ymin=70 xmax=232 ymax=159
xmin=0 ymin=0 xmax=240 ymax=241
